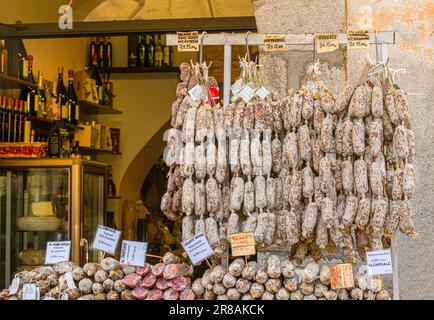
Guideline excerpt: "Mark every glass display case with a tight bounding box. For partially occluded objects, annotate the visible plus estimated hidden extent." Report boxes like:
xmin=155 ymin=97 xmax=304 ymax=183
xmin=0 ymin=159 xmax=107 ymax=288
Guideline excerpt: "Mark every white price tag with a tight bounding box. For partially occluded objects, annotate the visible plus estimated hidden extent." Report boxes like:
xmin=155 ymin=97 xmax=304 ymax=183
xmin=177 ymin=31 xmax=199 ymax=52
xmin=9 ymin=277 xmax=20 ymax=295
xmin=23 ymin=284 xmax=38 ymax=300
xmin=64 ymin=272 xmax=76 ymax=289
xmin=92 ymin=225 xmax=122 ymax=256
xmin=230 ymin=78 xmax=243 ymax=95
xmin=45 ymin=241 xmax=71 ymax=265
xmin=238 ymin=84 xmax=255 ymax=103
xmin=366 ymin=249 xmax=393 ymax=275
xmin=60 ymin=293 xmax=69 ymax=300
xmin=181 ymin=233 xmax=213 ymax=265
xmin=255 ymin=87 xmax=270 ymax=100
xmin=120 ymin=240 xmax=148 ymax=267
xmin=189 ymin=84 xmax=204 ymax=102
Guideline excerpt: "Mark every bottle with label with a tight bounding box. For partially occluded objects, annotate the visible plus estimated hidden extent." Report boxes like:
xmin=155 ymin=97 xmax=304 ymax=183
xmin=162 ymin=35 xmax=171 ymax=67
xmin=51 ymin=81 xmax=61 ymax=120
xmin=27 ymin=55 xmax=36 ymax=117
xmin=18 ymin=53 xmax=28 ymax=81
xmin=19 ymin=100 xmax=25 ymax=142
xmin=106 ymin=37 xmax=112 ymax=70
xmin=99 ymin=37 xmax=106 ymax=70
xmin=7 ymin=97 xmax=13 ymax=142
xmin=0 ymin=96 xmax=5 ymax=142
xmin=13 ymin=99 xmax=20 ymax=142
xmin=137 ymin=35 xmax=146 ymax=67
xmin=57 ymin=66 xmax=68 ymax=122
xmin=89 ymin=37 xmax=96 ymax=67
xmin=145 ymin=35 xmax=154 ymax=67
xmin=36 ymin=71 xmax=47 ymax=118
xmin=23 ymin=98 xmax=31 ymax=143
xmin=66 ymin=69 xmax=78 ymax=125
xmin=154 ymin=35 xmax=163 ymax=68
xmin=0 ymin=40 xmax=8 ymax=74
xmin=90 ymin=54 xmax=103 ymax=105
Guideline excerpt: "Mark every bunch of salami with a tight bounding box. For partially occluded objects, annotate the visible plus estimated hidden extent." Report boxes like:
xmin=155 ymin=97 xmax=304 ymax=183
xmin=0 ymin=253 xmax=195 ymax=300
xmin=193 ymin=255 xmax=390 ymax=300
xmin=162 ymin=60 xmax=416 ymax=264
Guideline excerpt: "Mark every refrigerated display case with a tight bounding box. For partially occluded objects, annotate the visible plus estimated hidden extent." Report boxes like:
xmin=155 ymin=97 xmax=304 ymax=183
xmin=0 ymin=159 xmax=107 ymax=288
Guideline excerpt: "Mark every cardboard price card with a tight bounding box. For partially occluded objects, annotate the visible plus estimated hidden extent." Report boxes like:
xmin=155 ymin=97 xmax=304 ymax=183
xmin=329 ymin=263 xmax=354 ymax=289
xmin=264 ymin=34 xmax=287 ymax=52
xmin=92 ymin=225 xmax=122 ymax=256
xmin=366 ymin=249 xmax=393 ymax=275
xmin=45 ymin=241 xmax=71 ymax=265
xmin=177 ymin=31 xmax=199 ymax=52
xmin=120 ymin=240 xmax=148 ymax=267
xmin=230 ymin=232 xmax=256 ymax=257
xmin=316 ymin=33 xmax=339 ymax=53
xmin=347 ymin=29 xmax=370 ymax=50
xmin=182 ymin=233 xmax=213 ymax=265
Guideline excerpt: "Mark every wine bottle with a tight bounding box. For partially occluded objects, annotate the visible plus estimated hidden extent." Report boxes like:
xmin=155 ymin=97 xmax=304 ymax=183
xmin=23 ymin=97 xmax=31 ymax=143
xmin=90 ymin=54 xmax=103 ymax=105
xmin=7 ymin=97 xmax=13 ymax=142
xmin=145 ymin=35 xmax=154 ymax=67
xmin=99 ymin=37 xmax=106 ymax=70
xmin=19 ymin=100 xmax=24 ymax=142
xmin=66 ymin=69 xmax=78 ymax=125
xmin=106 ymin=36 xmax=112 ymax=70
xmin=162 ymin=35 xmax=171 ymax=67
xmin=13 ymin=99 xmax=20 ymax=142
xmin=89 ymin=37 xmax=97 ymax=67
xmin=0 ymin=96 xmax=6 ymax=142
xmin=57 ymin=66 xmax=68 ymax=122
xmin=27 ymin=55 xmax=36 ymax=117
xmin=36 ymin=71 xmax=47 ymax=118
xmin=51 ymin=81 xmax=61 ymax=120
xmin=154 ymin=35 xmax=163 ymax=68
xmin=138 ymin=35 xmax=146 ymax=67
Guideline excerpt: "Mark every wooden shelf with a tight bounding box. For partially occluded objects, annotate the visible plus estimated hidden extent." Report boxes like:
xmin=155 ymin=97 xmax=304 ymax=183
xmin=30 ymin=116 xmax=84 ymax=130
xmin=78 ymin=146 xmax=121 ymax=155
xmin=104 ymin=66 xmax=179 ymax=74
xmin=0 ymin=73 xmax=37 ymax=90
xmin=79 ymin=100 xmax=122 ymax=115
xmin=108 ymin=196 xmax=121 ymax=199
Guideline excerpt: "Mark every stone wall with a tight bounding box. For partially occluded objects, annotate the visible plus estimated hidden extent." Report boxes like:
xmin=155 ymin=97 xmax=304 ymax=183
xmin=253 ymin=0 xmax=434 ymax=300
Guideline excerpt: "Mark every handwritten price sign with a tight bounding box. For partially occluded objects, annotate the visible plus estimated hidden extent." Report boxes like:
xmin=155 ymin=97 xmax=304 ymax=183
xmin=316 ymin=33 xmax=339 ymax=53
xmin=177 ymin=31 xmax=199 ymax=52
xmin=347 ymin=29 xmax=370 ymax=50
xmin=264 ymin=34 xmax=287 ymax=52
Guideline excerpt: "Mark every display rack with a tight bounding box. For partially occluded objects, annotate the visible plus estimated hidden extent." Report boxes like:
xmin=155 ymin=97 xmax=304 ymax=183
xmin=166 ymin=31 xmax=399 ymax=300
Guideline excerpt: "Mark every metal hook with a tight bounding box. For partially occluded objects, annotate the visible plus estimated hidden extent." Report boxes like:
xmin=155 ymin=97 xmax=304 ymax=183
xmin=245 ymin=31 xmax=251 ymax=63
xmin=199 ymin=31 xmax=207 ymax=64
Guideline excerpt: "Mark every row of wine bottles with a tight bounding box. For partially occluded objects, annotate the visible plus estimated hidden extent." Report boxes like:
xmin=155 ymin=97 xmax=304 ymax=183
xmin=0 ymin=96 xmax=29 ymax=143
xmin=132 ymin=34 xmax=171 ymax=68
xmin=17 ymin=55 xmax=80 ymax=126
xmin=89 ymin=36 xmax=113 ymax=72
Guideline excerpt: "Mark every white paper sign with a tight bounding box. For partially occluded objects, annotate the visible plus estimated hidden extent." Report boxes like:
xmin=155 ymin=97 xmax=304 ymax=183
xmin=238 ymin=84 xmax=255 ymax=103
xmin=93 ymin=225 xmax=122 ymax=256
xmin=9 ymin=277 xmax=20 ymax=295
xmin=64 ymin=272 xmax=77 ymax=289
xmin=188 ymin=84 xmax=204 ymax=102
xmin=181 ymin=233 xmax=213 ymax=265
xmin=366 ymin=249 xmax=393 ymax=275
xmin=45 ymin=241 xmax=71 ymax=265
xmin=120 ymin=240 xmax=148 ymax=267
xmin=231 ymin=78 xmax=243 ymax=95
xmin=23 ymin=284 xmax=38 ymax=300
xmin=255 ymin=87 xmax=270 ymax=99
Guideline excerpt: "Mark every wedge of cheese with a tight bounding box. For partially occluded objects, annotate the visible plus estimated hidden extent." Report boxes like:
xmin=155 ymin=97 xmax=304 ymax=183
xmin=31 ymin=201 xmax=54 ymax=217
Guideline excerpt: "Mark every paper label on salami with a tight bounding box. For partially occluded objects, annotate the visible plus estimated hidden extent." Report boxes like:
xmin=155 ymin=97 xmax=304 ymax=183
xmin=177 ymin=31 xmax=199 ymax=52
xmin=45 ymin=241 xmax=71 ymax=265
xmin=255 ymin=86 xmax=270 ymax=100
xmin=64 ymin=272 xmax=77 ymax=289
xmin=366 ymin=249 xmax=393 ymax=275
xmin=23 ymin=284 xmax=38 ymax=300
xmin=92 ymin=225 xmax=122 ymax=256
xmin=181 ymin=233 xmax=213 ymax=265
xmin=239 ymin=84 xmax=255 ymax=103
xmin=9 ymin=277 xmax=19 ymax=295
xmin=231 ymin=78 xmax=244 ymax=95
xmin=329 ymin=263 xmax=354 ymax=289
xmin=230 ymin=232 xmax=256 ymax=257
xmin=189 ymin=84 xmax=204 ymax=102
xmin=347 ymin=29 xmax=370 ymax=50
xmin=120 ymin=240 xmax=148 ymax=267
xmin=316 ymin=33 xmax=339 ymax=53
xmin=264 ymin=34 xmax=287 ymax=52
